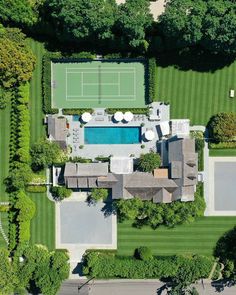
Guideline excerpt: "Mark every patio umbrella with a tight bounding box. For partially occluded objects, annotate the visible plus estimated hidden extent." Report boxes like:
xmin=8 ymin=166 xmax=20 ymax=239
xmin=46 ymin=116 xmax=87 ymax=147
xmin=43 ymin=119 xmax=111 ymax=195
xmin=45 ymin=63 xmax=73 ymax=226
xmin=81 ymin=112 xmax=92 ymax=123
xmin=114 ymin=111 xmax=124 ymax=122
xmin=145 ymin=130 xmax=155 ymax=141
xmin=124 ymin=111 xmax=134 ymax=122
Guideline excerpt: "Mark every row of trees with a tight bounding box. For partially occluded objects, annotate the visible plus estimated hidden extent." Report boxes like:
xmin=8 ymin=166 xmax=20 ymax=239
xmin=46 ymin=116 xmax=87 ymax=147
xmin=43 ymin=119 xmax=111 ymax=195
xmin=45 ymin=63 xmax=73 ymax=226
xmin=0 ymin=245 xmax=69 ymax=295
xmin=0 ymin=25 xmax=35 ymax=94
xmin=115 ymin=185 xmax=205 ymax=228
xmin=1 ymin=0 xmax=236 ymax=55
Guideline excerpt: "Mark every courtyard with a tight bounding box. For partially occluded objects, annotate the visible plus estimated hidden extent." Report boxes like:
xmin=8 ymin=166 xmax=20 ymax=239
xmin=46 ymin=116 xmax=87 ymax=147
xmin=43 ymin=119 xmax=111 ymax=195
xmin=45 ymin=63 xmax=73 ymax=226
xmin=208 ymin=157 xmax=236 ymax=215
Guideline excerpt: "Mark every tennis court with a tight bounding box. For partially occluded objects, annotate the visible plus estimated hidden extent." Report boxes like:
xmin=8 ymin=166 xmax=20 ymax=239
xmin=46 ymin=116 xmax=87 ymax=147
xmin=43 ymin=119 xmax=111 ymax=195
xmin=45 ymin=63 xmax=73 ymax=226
xmin=51 ymin=61 xmax=146 ymax=109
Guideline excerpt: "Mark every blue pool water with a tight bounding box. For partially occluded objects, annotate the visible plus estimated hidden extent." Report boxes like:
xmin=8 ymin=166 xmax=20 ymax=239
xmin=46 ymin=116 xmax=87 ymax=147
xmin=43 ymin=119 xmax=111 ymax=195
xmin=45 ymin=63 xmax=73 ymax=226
xmin=84 ymin=127 xmax=141 ymax=144
xmin=73 ymin=115 xmax=80 ymax=121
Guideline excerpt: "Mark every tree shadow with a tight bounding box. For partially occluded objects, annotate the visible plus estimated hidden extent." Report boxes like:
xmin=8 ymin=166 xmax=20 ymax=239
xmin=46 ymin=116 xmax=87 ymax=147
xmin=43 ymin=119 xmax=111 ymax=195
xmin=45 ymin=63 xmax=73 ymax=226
xmin=155 ymin=46 xmax=236 ymax=73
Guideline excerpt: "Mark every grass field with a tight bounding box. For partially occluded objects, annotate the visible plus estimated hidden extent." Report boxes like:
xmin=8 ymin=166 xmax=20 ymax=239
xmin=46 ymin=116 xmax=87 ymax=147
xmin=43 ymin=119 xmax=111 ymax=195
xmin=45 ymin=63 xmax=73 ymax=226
xmin=28 ymin=39 xmax=45 ymax=145
xmin=0 ymin=104 xmax=10 ymax=202
xmin=52 ymin=61 xmax=146 ymax=109
xmin=0 ymin=212 xmax=8 ymax=248
xmin=28 ymin=40 xmax=55 ymax=249
xmin=209 ymin=149 xmax=236 ymax=157
xmin=30 ymin=193 xmax=55 ymax=250
xmin=117 ymin=217 xmax=236 ymax=257
xmin=156 ymin=54 xmax=236 ymax=125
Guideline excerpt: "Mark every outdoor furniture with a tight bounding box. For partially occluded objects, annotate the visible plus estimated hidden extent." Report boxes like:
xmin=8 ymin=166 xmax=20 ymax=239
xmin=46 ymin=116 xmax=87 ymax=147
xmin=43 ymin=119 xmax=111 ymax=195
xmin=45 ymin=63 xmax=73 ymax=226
xmin=230 ymin=89 xmax=235 ymax=98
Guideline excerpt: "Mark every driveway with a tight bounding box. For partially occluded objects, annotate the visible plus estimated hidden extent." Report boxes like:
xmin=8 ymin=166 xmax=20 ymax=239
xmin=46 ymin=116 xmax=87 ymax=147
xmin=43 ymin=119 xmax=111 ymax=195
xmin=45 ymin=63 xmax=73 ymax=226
xmin=55 ymin=192 xmax=117 ymax=278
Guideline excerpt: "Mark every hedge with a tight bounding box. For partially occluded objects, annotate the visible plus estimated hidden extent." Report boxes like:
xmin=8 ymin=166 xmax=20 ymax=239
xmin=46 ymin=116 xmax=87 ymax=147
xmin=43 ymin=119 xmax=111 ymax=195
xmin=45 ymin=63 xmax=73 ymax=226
xmin=209 ymin=141 xmax=236 ymax=149
xmin=26 ymin=185 xmax=47 ymax=193
xmin=83 ymin=251 xmax=214 ymax=279
xmin=62 ymin=108 xmax=93 ymax=115
xmin=148 ymin=58 xmax=157 ymax=103
xmin=106 ymin=108 xmax=149 ymax=115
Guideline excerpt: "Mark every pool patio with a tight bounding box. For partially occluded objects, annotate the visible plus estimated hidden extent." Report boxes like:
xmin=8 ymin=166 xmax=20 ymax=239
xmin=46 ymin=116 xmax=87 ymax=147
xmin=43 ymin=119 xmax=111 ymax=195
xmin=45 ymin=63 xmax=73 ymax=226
xmin=65 ymin=104 xmax=170 ymax=159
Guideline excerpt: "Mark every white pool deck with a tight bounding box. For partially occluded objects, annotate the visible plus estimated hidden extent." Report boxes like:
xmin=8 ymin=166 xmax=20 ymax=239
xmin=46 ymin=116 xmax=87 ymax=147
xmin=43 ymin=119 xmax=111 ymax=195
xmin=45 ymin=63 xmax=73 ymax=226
xmin=66 ymin=106 xmax=170 ymax=160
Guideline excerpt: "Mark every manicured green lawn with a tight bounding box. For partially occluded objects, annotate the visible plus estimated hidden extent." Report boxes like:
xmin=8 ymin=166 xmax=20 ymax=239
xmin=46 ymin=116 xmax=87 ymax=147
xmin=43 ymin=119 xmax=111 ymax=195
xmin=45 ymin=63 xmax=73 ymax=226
xmin=118 ymin=217 xmax=236 ymax=257
xmin=30 ymin=193 xmax=55 ymax=250
xmin=0 ymin=104 xmax=11 ymax=201
xmin=0 ymin=212 xmax=9 ymax=248
xmin=156 ymin=54 xmax=236 ymax=125
xmin=209 ymin=149 xmax=236 ymax=157
xmin=28 ymin=39 xmax=45 ymax=145
xmin=28 ymin=40 xmax=55 ymax=249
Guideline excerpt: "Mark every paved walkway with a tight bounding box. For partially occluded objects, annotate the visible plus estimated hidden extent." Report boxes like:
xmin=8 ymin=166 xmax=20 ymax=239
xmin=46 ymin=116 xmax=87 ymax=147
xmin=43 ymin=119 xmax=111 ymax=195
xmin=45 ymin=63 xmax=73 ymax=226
xmin=0 ymin=212 xmax=8 ymax=245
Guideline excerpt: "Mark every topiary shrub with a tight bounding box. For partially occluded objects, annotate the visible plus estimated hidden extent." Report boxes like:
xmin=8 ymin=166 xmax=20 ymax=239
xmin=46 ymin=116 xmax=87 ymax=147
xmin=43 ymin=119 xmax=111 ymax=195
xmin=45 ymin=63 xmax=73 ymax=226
xmin=134 ymin=246 xmax=153 ymax=261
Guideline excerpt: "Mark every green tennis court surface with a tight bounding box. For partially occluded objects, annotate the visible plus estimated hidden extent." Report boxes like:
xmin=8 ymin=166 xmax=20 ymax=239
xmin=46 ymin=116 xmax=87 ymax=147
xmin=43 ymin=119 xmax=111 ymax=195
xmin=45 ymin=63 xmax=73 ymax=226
xmin=51 ymin=61 xmax=146 ymax=108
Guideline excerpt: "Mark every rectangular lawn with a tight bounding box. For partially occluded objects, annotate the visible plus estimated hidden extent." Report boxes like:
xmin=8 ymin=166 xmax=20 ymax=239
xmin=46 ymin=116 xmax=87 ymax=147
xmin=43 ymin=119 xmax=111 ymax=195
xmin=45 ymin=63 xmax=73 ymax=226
xmin=30 ymin=193 xmax=55 ymax=250
xmin=118 ymin=217 xmax=236 ymax=257
xmin=52 ymin=61 xmax=146 ymax=109
xmin=156 ymin=54 xmax=236 ymax=125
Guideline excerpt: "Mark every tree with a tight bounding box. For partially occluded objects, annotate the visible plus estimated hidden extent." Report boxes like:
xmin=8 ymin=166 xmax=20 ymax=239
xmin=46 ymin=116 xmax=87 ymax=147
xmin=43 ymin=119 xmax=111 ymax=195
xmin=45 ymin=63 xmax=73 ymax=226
xmin=134 ymin=246 xmax=153 ymax=261
xmin=51 ymin=186 xmax=72 ymax=201
xmin=207 ymin=112 xmax=236 ymax=142
xmin=159 ymin=0 xmax=236 ymax=55
xmin=31 ymin=139 xmax=62 ymax=170
xmin=47 ymin=0 xmax=117 ymax=42
xmin=90 ymin=188 xmax=108 ymax=202
xmin=0 ymin=0 xmax=42 ymax=27
xmin=15 ymin=190 xmax=36 ymax=222
xmin=6 ymin=162 xmax=33 ymax=191
xmin=116 ymin=0 xmax=152 ymax=49
xmin=0 ymin=249 xmax=18 ymax=294
xmin=115 ymin=197 xmax=143 ymax=221
xmin=0 ymin=27 xmax=35 ymax=88
xmin=138 ymin=152 xmax=161 ymax=172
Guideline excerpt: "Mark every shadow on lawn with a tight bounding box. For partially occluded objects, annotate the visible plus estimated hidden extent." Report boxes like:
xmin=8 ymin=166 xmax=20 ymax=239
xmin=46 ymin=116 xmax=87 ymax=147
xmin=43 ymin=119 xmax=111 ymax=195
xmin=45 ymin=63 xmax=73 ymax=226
xmin=155 ymin=47 xmax=236 ymax=73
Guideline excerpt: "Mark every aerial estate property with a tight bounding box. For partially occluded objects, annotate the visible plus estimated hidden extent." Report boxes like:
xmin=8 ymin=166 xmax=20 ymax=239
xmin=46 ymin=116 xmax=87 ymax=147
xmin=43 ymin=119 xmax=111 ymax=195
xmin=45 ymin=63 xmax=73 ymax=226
xmin=0 ymin=1 xmax=236 ymax=295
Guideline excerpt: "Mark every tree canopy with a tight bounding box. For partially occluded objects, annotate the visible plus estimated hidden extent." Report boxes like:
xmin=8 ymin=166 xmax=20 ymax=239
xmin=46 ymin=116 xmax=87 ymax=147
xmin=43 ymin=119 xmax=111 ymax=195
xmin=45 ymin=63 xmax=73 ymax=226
xmin=159 ymin=0 xmax=236 ymax=55
xmin=30 ymin=139 xmax=62 ymax=170
xmin=138 ymin=152 xmax=161 ymax=172
xmin=0 ymin=0 xmax=42 ymax=27
xmin=207 ymin=112 xmax=236 ymax=142
xmin=47 ymin=0 xmax=117 ymax=42
xmin=51 ymin=186 xmax=72 ymax=201
xmin=116 ymin=0 xmax=153 ymax=49
xmin=0 ymin=27 xmax=35 ymax=88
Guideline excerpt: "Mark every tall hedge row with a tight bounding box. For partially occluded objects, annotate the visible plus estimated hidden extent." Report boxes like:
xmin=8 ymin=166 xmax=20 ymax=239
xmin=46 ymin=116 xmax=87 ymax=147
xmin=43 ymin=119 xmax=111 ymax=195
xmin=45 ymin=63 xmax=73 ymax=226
xmin=83 ymin=251 xmax=214 ymax=279
xmin=148 ymin=58 xmax=157 ymax=102
xmin=7 ymin=84 xmax=35 ymax=251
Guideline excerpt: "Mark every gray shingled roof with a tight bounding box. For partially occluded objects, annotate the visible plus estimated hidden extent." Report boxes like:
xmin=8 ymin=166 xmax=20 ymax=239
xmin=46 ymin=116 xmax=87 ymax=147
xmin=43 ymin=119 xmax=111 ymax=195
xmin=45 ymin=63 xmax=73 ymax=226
xmin=64 ymin=162 xmax=108 ymax=177
xmin=48 ymin=115 xmax=67 ymax=148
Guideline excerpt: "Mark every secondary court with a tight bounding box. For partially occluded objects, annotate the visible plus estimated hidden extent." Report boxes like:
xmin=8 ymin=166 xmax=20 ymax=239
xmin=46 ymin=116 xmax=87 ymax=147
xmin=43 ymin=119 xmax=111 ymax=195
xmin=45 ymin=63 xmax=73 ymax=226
xmin=52 ymin=61 xmax=146 ymax=108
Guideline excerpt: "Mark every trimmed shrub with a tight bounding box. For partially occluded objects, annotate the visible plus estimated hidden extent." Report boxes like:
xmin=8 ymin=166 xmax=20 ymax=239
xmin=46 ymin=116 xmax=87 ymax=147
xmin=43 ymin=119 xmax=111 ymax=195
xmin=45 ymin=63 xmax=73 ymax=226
xmin=90 ymin=188 xmax=108 ymax=202
xmin=0 ymin=205 xmax=9 ymax=212
xmin=26 ymin=185 xmax=47 ymax=193
xmin=83 ymin=251 xmax=213 ymax=279
xmin=106 ymin=108 xmax=149 ymax=115
xmin=138 ymin=152 xmax=161 ymax=172
xmin=62 ymin=108 xmax=93 ymax=115
xmin=148 ymin=58 xmax=157 ymax=102
xmin=51 ymin=186 xmax=72 ymax=201
xmin=134 ymin=246 xmax=153 ymax=261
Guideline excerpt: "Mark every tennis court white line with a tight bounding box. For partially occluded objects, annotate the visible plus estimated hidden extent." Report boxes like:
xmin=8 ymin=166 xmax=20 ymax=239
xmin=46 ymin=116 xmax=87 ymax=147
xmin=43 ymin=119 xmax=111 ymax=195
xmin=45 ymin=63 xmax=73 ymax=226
xmin=82 ymin=83 xmax=119 ymax=86
xmin=81 ymin=72 xmax=83 ymax=97
xmin=67 ymin=71 xmax=135 ymax=75
xmin=65 ymin=97 xmax=137 ymax=101
xmin=67 ymin=94 xmax=136 ymax=98
xmin=118 ymin=72 xmax=120 ymax=96
xmin=66 ymin=67 xmax=135 ymax=70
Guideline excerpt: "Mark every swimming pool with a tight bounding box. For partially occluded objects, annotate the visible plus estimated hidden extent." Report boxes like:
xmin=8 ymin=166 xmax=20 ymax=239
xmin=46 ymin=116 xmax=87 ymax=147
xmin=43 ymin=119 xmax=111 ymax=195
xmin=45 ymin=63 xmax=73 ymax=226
xmin=84 ymin=127 xmax=141 ymax=144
